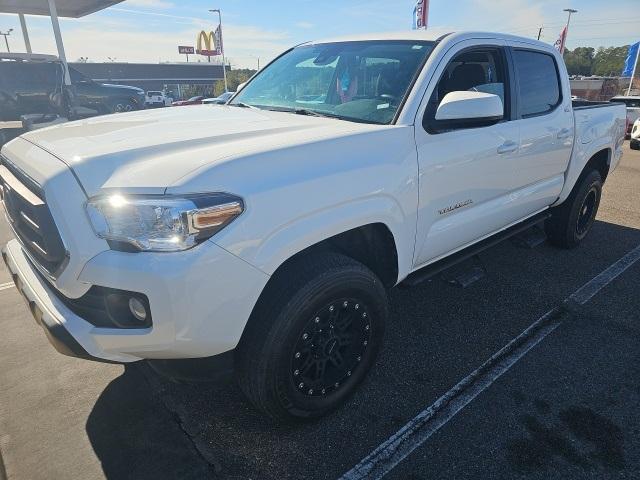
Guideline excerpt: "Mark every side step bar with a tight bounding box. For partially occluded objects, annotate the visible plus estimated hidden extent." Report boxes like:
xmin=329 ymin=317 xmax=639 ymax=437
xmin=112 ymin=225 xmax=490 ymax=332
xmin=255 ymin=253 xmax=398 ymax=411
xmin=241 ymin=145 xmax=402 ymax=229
xmin=401 ymin=211 xmax=551 ymax=288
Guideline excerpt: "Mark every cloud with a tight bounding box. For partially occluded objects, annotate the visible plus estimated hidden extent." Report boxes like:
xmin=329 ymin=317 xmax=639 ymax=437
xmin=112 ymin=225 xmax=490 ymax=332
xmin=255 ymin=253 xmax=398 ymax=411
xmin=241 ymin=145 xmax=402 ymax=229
xmin=124 ymin=0 xmax=174 ymax=8
xmin=295 ymin=21 xmax=314 ymax=29
xmin=24 ymin=19 xmax=291 ymax=68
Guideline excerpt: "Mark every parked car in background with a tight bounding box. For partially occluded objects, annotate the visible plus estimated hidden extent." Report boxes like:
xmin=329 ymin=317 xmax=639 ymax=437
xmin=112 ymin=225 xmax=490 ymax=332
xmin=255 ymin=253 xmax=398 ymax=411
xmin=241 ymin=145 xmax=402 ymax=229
xmin=145 ymin=91 xmax=168 ymax=108
xmin=0 ymin=55 xmax=145 ymax=147
xmin=203 ymin=92 xmax=235 ymax=105
xmin=66 ymin=65 xmax=146 ymax=115
xmin=609 ymin=95 xmax=640 ymax=138
xmin=1 ymin=31 xmax=627 ymax=422
xmin=631 ymin=118 xmax=640 ymax=150
xmin=172 ymin=96 xmax=205 ymax=106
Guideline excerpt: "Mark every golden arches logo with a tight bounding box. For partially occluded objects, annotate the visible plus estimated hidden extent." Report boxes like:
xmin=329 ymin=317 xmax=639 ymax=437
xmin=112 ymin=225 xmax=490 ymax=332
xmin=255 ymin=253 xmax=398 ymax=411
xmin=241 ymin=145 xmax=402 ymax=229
xmin=196 ymin=30 xmax=216 ymax=56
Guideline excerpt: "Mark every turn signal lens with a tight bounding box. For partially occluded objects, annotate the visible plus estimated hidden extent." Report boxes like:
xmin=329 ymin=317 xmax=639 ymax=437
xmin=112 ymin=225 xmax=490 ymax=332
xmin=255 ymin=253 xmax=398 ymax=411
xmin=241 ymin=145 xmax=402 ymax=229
xmin=190 ymin=202 xmax=243 ymax=230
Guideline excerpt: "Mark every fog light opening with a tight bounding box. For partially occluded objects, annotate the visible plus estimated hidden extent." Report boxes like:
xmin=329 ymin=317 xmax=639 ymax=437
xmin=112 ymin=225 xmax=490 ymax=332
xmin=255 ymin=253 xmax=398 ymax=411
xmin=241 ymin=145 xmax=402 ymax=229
xmin=128 ymin=297 xmax=148 ymax=323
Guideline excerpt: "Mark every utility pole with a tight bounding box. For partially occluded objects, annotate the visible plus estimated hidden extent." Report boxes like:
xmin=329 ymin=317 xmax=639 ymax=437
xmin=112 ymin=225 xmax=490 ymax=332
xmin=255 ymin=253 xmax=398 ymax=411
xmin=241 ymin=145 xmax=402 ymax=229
xmin=561 ymin=8 xmax=578 ymax=55
xmin=537 ymin=26 xmax=543 ymax=41
xmin=209 ymin=8 xmax=228 ymax=92
xmin=0 ymin=28 xmax=13 ymax=53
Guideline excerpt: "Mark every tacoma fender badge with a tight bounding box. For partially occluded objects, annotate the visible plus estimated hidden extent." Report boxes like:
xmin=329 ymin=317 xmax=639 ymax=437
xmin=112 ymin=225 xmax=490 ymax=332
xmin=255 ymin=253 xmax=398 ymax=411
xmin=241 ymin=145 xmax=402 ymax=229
xmin=438 ymin=199 xmax=473 ymax=215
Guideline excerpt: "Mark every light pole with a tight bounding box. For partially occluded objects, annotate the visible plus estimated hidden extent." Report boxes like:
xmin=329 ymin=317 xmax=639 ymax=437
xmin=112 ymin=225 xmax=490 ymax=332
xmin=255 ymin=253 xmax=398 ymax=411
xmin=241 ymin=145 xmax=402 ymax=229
xmin=0 ymin=28 xmax=13 ymax=53
xmin=562 ymin=8 xmax=577 ymax=55
xmin=209 ymin=8 xmax=228 ymax=92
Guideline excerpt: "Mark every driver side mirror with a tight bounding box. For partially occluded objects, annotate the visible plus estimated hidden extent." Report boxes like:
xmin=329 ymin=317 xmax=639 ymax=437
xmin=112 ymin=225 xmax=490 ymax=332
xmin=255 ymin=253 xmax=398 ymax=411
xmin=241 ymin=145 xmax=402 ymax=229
xmin=433 ymin=91 xmax=503 ymax=130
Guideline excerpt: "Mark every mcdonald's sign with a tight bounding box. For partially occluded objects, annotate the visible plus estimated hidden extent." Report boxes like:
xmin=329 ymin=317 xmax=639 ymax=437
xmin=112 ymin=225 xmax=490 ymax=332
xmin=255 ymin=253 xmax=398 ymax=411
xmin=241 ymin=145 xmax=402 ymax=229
xmin=196 ymin=30 xmax=221 ymax=57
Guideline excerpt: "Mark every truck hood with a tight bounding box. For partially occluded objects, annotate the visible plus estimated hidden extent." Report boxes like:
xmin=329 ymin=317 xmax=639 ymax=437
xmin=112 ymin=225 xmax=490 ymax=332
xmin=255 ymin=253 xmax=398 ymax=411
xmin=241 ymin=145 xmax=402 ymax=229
xmin=20 ymin=105 xmax=376 ymax=197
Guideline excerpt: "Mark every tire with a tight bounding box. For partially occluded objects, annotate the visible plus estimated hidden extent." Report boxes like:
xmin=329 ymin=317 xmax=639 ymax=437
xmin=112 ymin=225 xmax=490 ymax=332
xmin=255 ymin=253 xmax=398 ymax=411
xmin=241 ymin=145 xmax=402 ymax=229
xmin=236 ymin=252 xmax=388 ymax=422
xmin=545 ymin=169 xmax=602 ymax=249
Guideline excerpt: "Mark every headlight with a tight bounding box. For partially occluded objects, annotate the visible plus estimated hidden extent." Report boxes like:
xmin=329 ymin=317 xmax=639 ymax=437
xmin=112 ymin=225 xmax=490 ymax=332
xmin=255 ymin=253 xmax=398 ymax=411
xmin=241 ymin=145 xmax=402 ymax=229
xmin=86 ymin=193 xmax=243 ymax=252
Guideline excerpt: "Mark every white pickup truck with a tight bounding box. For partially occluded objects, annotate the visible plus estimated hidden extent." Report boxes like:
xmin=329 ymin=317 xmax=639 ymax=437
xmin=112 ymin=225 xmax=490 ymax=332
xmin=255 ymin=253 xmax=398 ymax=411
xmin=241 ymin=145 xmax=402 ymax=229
xmin=0 ymin=31 xmax=626 ymax=421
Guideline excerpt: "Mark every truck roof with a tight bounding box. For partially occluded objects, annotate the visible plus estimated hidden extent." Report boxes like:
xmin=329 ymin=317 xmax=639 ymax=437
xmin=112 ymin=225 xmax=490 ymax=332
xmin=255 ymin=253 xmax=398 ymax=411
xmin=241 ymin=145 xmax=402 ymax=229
xmin=311 ymin=31 xmax=553 ymax=50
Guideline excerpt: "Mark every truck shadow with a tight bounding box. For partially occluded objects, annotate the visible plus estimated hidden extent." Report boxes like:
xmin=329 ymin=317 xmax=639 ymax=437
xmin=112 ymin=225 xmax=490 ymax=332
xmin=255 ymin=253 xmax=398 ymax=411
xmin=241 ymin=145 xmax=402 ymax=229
xmin=85 ymin=364 xmax=213 ymax=480
xmin=86 ymin=219 xmax=640 ymax=480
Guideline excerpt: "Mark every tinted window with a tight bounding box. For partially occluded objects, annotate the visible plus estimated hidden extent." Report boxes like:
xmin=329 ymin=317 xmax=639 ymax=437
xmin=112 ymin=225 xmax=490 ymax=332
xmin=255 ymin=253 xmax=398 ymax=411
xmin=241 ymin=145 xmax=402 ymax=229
xmin=68 ymin=66 xmax=90 ymax=83
xmin=435 ymin=48 xmax=508 ymax=117
xmin=513 ymin=50 xmax=561 ymax=117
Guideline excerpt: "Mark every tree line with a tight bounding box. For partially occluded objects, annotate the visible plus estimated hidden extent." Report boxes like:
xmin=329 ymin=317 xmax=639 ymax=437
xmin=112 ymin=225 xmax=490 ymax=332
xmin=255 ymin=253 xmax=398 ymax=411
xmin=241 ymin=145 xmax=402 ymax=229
xmin=563 ymin=46 xmax=630 ymax=77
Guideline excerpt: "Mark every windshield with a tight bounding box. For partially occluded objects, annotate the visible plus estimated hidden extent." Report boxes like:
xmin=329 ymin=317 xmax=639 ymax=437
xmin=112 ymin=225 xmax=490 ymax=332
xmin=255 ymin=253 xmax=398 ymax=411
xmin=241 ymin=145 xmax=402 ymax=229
xmin=231 ymin=40 xmax=435 ymax=124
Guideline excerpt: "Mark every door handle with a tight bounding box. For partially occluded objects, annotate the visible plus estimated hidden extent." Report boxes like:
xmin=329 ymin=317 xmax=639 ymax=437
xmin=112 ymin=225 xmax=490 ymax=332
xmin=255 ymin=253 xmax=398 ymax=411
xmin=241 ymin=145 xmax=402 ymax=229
xmin=557 ymin=128 xmax=572 ymax=140
xmin=497 ymin=141 xmax=518 ymax=154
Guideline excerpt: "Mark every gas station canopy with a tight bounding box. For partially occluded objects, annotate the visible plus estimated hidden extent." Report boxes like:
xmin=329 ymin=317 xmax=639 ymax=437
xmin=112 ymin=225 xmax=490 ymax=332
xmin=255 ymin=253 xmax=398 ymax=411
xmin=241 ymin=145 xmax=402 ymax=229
xmin=0 ymin=0 xmax=125 ymax=85
xmin=0 ymin=0 xmax=123 ymax=18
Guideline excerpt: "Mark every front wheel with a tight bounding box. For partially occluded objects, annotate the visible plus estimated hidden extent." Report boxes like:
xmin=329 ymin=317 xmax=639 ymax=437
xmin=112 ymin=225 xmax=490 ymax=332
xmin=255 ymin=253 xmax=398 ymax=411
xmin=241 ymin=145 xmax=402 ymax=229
xmin=236 ymin=253 xmax=387 ymax=422
xmin=545 ymin=169 xmax=602 ymax=248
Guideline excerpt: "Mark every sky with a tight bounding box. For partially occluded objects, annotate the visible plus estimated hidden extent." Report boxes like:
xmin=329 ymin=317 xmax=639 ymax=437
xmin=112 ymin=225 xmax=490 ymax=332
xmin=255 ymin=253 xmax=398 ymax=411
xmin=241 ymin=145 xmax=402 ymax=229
xmin=0 ymin=0 xmax=638 ymax=68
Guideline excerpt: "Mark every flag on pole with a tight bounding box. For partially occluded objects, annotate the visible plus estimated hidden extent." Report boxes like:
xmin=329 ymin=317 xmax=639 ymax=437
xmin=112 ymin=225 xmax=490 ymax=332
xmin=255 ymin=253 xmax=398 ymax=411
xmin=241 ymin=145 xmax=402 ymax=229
xmin=553 ymin=26 xmax=568 ymax=54
xmin=622 ymin=42 xmax=640 ymax=77
xmin=412 ymin=0 xmax=429 ymax=30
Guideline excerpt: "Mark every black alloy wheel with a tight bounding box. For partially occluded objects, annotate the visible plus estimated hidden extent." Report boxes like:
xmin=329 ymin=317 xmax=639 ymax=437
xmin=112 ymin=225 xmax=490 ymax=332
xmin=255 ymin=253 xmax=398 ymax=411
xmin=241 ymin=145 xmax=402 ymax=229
xmin=290 ymin=298 xmax=372 ymax=397
xmin=576 ymin=186 xmax=598 ymax=238
xmin=236 ymin=253 xmax=388 ymax=422
xmin=546 ymin=169 xmax=602 ymax=248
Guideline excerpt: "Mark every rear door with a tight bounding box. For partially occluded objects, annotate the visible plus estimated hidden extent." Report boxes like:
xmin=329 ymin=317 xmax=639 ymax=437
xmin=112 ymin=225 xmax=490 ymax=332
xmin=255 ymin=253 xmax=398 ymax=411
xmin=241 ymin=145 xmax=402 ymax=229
xmin=508 ymin=45 xmax=573 ymax=202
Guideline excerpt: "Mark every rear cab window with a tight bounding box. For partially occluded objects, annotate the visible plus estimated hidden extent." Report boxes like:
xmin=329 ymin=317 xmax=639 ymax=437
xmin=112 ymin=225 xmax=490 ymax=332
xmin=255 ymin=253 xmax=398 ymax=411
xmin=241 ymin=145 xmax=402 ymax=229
xmin=512 ymin=49 xmax=562 ymax=118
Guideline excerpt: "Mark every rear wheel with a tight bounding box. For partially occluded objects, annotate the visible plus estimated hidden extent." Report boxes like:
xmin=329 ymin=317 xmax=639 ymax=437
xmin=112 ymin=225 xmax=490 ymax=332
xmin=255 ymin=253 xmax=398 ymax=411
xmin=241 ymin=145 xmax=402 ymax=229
xmin=111 ymin=99 xmax=134 ymax=113
xmin=236 ymin=253 xmax=387 ymax=422
xmin=545 ymin=169 xmax=602 ymax=248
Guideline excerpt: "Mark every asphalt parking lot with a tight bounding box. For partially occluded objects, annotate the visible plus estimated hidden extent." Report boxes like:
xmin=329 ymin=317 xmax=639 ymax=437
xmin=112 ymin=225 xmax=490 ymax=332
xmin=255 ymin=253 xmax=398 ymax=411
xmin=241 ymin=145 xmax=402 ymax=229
xmin=1 ymin=144 xmax=639 ymax=480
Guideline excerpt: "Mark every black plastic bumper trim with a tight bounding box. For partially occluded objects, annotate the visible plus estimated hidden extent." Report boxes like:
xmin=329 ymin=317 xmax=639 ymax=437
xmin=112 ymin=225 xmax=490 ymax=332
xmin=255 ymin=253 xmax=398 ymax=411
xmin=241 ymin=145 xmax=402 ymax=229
xmin=146 ymin=350 xmax=235 ymax=382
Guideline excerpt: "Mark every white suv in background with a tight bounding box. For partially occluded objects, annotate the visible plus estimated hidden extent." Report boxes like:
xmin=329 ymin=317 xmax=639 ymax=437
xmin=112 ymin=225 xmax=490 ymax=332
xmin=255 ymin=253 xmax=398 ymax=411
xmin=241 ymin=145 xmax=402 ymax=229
xmin=631 ymin=118 xmax=640 ymax=150
xmin=610 ymin=95 xmax=640 ymax=138
xmin=145 ymin=91 xmax=168 ymax=108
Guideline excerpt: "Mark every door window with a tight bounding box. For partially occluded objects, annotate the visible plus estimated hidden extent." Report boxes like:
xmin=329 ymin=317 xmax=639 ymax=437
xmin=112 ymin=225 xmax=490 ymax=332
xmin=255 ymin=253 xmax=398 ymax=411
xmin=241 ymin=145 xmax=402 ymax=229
xmin=512 ymin=50 xmax=562 ymax=117
xmin=425 ymin=47 xmax=509 ymax=132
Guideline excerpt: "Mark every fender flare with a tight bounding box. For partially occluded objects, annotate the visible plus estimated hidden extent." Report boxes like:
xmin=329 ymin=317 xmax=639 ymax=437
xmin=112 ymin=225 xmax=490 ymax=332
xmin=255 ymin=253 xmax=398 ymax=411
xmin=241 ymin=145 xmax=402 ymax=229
xmin=225 ymin=195 xmax=415 ymax=284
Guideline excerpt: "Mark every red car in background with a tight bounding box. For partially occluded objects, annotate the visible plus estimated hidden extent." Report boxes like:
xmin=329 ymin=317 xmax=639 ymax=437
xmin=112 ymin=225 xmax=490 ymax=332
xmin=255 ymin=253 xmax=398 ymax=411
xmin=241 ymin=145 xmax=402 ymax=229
xmin=171 ymin=96 xmax=205 ymax=106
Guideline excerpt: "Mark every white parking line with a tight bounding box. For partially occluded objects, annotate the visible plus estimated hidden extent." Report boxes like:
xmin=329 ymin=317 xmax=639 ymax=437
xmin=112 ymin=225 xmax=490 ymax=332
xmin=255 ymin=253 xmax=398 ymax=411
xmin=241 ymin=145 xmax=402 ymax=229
xmin=339 ymin=243 xmax=640 ymax=480
xmin=0 ymin=282 xmax=14 ymax=292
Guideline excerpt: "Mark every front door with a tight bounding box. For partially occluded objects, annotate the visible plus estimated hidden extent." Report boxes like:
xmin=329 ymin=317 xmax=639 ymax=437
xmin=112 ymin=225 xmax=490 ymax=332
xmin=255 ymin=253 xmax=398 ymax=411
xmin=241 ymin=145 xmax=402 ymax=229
xmin=413 ymin=41 xmax=525 ymax=267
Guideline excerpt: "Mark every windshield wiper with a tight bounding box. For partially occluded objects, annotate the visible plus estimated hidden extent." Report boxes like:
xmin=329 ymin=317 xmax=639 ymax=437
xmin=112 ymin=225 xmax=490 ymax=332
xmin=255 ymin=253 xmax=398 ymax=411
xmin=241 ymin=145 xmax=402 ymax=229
xmin=262 ymin=106 xmax=339 ymax=119
xmin=293 ymin=108 xmax=331 ymax=117
xmin=259 ymin=106 xmax=384 ymax=125
xmin=229 ymin=102 xmax=259 ymax=109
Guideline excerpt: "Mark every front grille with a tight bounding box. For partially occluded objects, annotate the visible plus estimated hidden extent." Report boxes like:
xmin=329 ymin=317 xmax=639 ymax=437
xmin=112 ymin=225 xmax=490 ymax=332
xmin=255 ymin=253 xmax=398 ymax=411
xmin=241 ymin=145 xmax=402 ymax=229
xmin=0 ymin=156 xmax=67 ymax=277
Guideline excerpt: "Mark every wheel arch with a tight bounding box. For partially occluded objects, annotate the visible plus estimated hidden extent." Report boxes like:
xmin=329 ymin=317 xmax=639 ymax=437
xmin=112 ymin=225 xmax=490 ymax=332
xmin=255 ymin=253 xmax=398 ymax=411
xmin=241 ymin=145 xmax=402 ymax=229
xmin=555 ymin=147 xmax=611 ymax=206
xmin=236 ymin=222 xmax=397 ymax=362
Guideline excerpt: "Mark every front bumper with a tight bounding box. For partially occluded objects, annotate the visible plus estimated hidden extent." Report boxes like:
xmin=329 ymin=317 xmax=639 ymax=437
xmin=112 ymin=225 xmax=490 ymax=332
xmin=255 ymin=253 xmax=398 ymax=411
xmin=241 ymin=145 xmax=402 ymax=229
xmin=2 ymin=238 xmax=270 ymax=363
xmin=2 ymin=241 xmax=112 ymax=362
